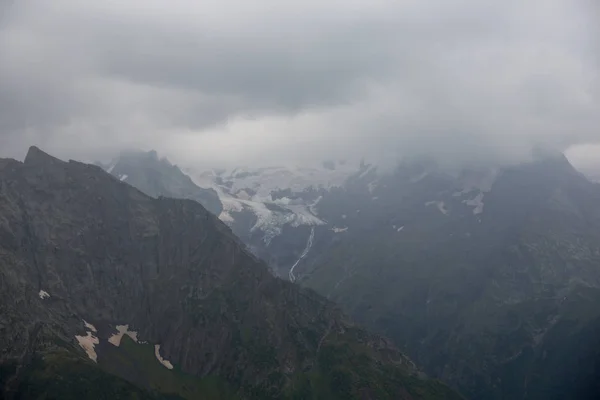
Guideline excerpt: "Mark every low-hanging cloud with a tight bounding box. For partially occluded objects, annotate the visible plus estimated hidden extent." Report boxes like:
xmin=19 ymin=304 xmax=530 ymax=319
xmin=0 ymin=0 xmax=598 ymax=169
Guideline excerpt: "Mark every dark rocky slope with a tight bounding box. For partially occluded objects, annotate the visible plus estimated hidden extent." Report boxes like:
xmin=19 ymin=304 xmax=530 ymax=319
xmin=303 ymin=155 xmax=600 ymax=400
xmin=0 ymin=147 xmax=461 ymax=400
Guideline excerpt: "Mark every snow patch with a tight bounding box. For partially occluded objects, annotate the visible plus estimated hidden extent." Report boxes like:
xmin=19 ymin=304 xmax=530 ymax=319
xmin=38 ymin=290 xmax=50 ymax=299
xmin=425 ymin=201 xmax=449 ymax=215
xmin=108 ymin=325 xmax=139 ymax=347
xmin=332 ymin=227 xmax=348 ymax=233
xmin=75 ymin=321 xmax=99 ymax=362
xmin=248 ymin=200 xmax=324 ymax=245
xmin=209 ymin=164 xmax=360 ymax=197
xmin=83 ymin=320 xmax=97 ymax=333
xmin=202 ymin=181 xmax=324 ymax=244
xmin=236 ymin=190 xmax=252 ymax=200
xmin=218 ymin=211 xmax=234 ymax=223
xmin=154 ymin=345 xmax=174 ymax=370
xmin=397 ymin=226 xmax=405 ymax=232
xmin=119 ymin=174 xmax=128 ymax=181
xmin=463 ymin=192 xmax=485 ymax=215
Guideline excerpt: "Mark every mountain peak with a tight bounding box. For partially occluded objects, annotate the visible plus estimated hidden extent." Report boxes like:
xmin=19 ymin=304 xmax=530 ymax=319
xmin=100 ymin=150 xmax=223 ymax=216
xmin=527 ymin=147 xmax=580 ymax=179
xmin=24 ymin=146 xmax=63 ymax=166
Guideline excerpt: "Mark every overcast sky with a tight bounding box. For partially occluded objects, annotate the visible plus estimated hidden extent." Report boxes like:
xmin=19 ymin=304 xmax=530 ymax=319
xmin=0 ymin=0 xmax=598 ymax=171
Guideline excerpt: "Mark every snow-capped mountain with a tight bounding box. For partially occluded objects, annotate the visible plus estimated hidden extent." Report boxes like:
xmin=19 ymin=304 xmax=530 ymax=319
xmin=95 ymin=148 xmax=600 ymax=399
xmin=190 ymin=164 xmax=358 ymax=229
xmin=302 ymin=152 xmax=600 ymax=400
xmin=186 ymin=162 xmax=363 ymax=278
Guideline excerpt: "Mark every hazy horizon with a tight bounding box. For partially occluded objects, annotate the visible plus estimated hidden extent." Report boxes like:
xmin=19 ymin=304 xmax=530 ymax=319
xmin=1 ymin=0 xmax=598 ymax=172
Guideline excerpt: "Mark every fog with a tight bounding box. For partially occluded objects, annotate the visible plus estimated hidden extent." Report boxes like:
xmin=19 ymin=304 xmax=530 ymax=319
xmin=0 ymin=0 xmax=598 ymax=171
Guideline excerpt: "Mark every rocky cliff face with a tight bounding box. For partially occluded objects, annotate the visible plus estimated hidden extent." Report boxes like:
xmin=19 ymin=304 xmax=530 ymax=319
xmin=99 ymin=150 xmax=223 ymax=216
xmin=302 ymin=155 xmax=600 ymax=399
xmin=0 ymin=147 xmax=461 ymax=400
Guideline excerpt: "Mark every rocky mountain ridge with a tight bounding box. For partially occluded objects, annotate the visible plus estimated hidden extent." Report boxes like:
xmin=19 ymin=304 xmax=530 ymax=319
xmin=0 ymin=146 xmax=462 ymax=400
xmin=98 ymin=150 xmax=223 ymax=216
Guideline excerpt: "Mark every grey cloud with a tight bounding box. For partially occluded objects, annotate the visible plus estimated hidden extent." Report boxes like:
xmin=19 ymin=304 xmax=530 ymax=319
xmin=0 ymin=0 xmax=598 ymax=168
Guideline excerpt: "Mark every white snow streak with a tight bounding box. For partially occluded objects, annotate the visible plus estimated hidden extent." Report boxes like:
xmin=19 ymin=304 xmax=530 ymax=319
xmin=38 ymin=290 xmax=50 ymax=299
xmin=154 ymin=345 xmax=174 ymax=370
xmin=289 ymin=227 xmax=315 ymax=283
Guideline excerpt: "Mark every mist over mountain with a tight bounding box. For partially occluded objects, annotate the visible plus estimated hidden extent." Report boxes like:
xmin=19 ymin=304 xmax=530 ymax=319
xmin=301 ymin=153 xmax=600 ymax=400
xmin=1 ymin=0 xmax=599 ymax=398
xmin=0 ymin=0 xmax=598 ymax=170
xmin=97 ymin=150 xmax=223 ymax=215
xmin=94 ymin=147 xmax=600 ymax=399
xmin=0 ymin=147 xmax=462 ymax=399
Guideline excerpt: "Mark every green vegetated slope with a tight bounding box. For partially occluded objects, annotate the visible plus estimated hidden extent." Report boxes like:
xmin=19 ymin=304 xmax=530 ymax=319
xmin=303 ymin=155 xmax=600 ymax=400
xmin=0 ymin=147 xmax=461 ymax=400
xmin=14 ymin=347 xmax=184 ymax=400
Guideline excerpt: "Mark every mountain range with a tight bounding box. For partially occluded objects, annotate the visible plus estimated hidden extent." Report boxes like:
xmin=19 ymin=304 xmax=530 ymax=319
xmin=302 ymin=154 xmax=600 ymax=400
xmin=102 ymin=149 xmax=600 ymax=399
xmin=0 ymin=147 xmax=461 ymax=399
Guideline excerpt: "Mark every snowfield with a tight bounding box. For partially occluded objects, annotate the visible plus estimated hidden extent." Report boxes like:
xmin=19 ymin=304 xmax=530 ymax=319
xmin=188 ymin=162 xmax=360 ymax=243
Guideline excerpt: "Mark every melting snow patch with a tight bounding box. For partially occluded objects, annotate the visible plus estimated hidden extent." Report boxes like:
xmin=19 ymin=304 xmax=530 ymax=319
xmin=154 ymin=345 xmax=174 ymax=370
xmin=212 ymin=184 xmax=324 ymax=244
xmin=108 ymin=325 xmax=139 ymax=347
xmin=76 ymin=321 xmax=99 ymax=362
xmin=236 ymin=190 xmax=252 ymax=200
xmin=119 ymin=174 xmax=128 ymax=181
xmin=218 ymin=211 xmax=234 ymax=223
xmin=83 ymin=320 xmax=97 ymax=333
xmin=38 ymin=290 xmax=50 ymax=299
xmin=425 ymin=201 xmax=449 ymax=215
xmin=332 ymin=227 xmax=348 ymax=233
xmin=463 ymin=192 xmax=485 ymax=215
